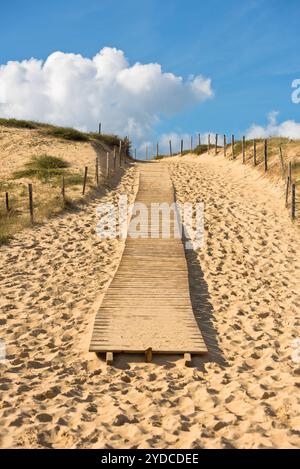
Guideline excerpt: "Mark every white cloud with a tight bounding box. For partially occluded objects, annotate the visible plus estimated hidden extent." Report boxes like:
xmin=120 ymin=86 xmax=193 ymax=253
xmin=246 ymin=111 xmax=300 ymax=139
xmin=0 ymin=47 xmax=213 ymax=143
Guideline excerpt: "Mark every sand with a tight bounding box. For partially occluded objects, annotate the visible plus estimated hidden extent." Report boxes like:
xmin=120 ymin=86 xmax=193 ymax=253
xmin=0 ymin=152 xmax=299 ymax=449
xmin=0 ymin=126 xmax=100 ymax=180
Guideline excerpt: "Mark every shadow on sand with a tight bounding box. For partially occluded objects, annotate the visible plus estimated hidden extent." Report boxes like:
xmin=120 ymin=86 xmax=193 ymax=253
xmin=95 ymin=163 xmax=227 ymax=370
xmin=96 ymin=242 xmax=227 ymax=371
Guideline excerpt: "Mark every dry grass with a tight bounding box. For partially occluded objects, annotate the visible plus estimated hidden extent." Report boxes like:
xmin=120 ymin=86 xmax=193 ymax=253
xmin=226 ymin=137 xmax=300 ymax=186
xmin=0 ymin=169 xmax=96 ymax=244
xmin=0 ymin=118 xmax=129 ymax=244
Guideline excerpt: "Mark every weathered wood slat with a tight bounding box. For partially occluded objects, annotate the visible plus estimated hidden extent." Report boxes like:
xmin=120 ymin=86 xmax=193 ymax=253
xmin=89 ymin=162 xmax=207 ymax=356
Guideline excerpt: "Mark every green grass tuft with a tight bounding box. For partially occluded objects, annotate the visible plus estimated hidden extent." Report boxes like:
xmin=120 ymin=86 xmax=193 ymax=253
xmin=45 ymin=126 xmax=89 ymax=142
xmin=65 ymin=173 xmax=85 ymax=186
xmin=13 ymin=154 xmax=70 ymax=181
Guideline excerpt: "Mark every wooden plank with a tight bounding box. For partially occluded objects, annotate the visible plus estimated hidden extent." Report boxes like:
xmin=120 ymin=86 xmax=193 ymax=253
xmin=106 ymin=352 xmax=113 ymax=365
xmin=145 ymin=348 xmax=153 ymax=363
xmin=89 ymin=162 xmax=207 ymax=356
xmin=184 ymin=353 xmax=192 ymax=367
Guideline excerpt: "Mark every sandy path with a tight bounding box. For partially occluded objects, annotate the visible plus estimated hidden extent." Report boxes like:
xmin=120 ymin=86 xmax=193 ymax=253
xmin=0 ymin=154 xmax=299 ymax=449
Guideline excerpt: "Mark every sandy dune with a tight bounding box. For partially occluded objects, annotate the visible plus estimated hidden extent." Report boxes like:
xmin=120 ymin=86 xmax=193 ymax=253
xmin=0 ymin=152 xmax=299 ymax=449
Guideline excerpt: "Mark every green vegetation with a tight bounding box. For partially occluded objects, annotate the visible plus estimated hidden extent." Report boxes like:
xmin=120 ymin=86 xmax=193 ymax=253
xmin=89 ymin=132 xmax=121 ymax=147
xmin=231 ymin=139 xmax=253 ymax=155
xmin=44 ymin=126 xmax=89 ymax=142
xmin=13 ymin=155 xmax=70 ymax=181
xmin=0 ymin=117 xmax=130 ymax=150
xmin=193 ymin=144 xmax=210 ymax=155
xmin=0 ymin=118 xmax=38 ymax=129
xmin=65 ymin=173 xmax=85 ymax=186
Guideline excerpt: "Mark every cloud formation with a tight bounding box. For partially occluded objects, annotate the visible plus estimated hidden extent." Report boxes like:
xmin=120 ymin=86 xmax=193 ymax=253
xmin=246 ymin=111 xmax=300 ymax=139
xmin=0 ymin=47 xmax=213 ymax=143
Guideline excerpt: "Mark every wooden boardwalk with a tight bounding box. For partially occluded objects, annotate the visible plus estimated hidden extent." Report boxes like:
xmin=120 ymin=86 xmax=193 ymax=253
xmin=89 ymin=162 xmax=207 ymax=362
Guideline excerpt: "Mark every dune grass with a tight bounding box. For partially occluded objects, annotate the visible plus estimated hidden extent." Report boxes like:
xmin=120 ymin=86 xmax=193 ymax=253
xmin=0 ymin=118 xmax=38 ymax=129
xmin=44 ymin=126 xmax=90 ymax=142
xmin=89 ymin=133 xmax=121 ymax=147
xmin=0 ymin=117 xmax=129 ymax=148
xmin=13 ymin=155 xmax=70 ymax=181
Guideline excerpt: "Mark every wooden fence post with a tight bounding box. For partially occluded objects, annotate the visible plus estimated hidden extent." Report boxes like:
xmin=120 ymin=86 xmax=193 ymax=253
xmin=285 ymin=176 xmax=290 ymax=208
xmin=279 ymin=146 xmax=285 ymax=176
xmin=82 ymin=166 xmax=88 ymax=195
xmin=180 ymin=139 xmax=183 ymax=155
xmin=28 ymin=183 xmax=34 ymax=224
xmin=242 ymin=136 xmax=246 ymax=164
xmin=264 ymin=139 xmax=268 ymax=171
xmin=5 ymin=192 xmax=9 ymax=212
xmin=231 ymin=135 xmax=235 ymax=159
xmin=114 ymin=147 xmax=117 ymax=170
xmin=288 ymin=161 xmax=292 ymax=187
xmin=215 ymin=134 xmax=218 ymax=155
xmin=134 ymin=148 xmax=136 ymax=161
xmin=169 ymin=140 xmax=173 ymax=157
xmin=198 ymin=133 xmax=201 ymax=146
xmin=95 ymin=158 xmax=99 ymax=185
xmin=208 ymin=134 xmax=211 ymax=153
xmin=253 ymin=139 xmax=257 ymax=166
xmin=124 ymin=139 xmax=128 ymax=164
xmin=191 ymin=136 xmax=193 ymax=151
xmin=61 ymin=176 xmax=66 ymax=204
xmin=291 ymin=183 xmax=296 ymax=220
xmin=146 ymin=146 xmax=148 ymax=160
xmin=106 ymin=153 xmax=109 ymax=179
xmin=224 ymin=135 xmax=226 ymax=157
xmin=156 ymin=143 xmax=159 ymax=158
xmin=98 ymin=123 xmax=101 ymax=134
xmin=119 ymin=140 xmax=122 ymax=167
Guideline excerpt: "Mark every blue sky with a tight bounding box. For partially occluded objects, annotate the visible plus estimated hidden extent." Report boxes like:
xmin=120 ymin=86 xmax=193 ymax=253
xmin=0 ymin=0 xmax=299 ymax=148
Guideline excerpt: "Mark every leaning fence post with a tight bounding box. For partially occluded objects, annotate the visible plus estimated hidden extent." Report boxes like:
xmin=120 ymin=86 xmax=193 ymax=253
xmin=28 ymin=183 xmax=34 ymax=224
xmin=279 ymin=146 xmax=285 ymax=176
xmin=169 ymin=140 xmax=173 ymax=157
xmin=264 ymin=139 xmax=268 ymax=171
xmin=291 ymin=183 xmax=296 ymax=220
xmin=224 ymin=135 xmax=226 ymax=157
xmin=5 ymin=192 xmax=9 ymax=212
xmin=285 ymin=176 xmax=290 ymax=208
xmin=242 ymin=136 xmax=246 ymax=164
xmin=215 ymin=134 xmax=218 ymax=155
xmin=231 ymin=135 xmax=235 ymax=159
xmin=82 ymin=166 xmax=88 ymax=195
xmin=253 ymin=139 xmax=257 ymax=166
xmin=288 ymin=161 xmax=292 ymax=187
